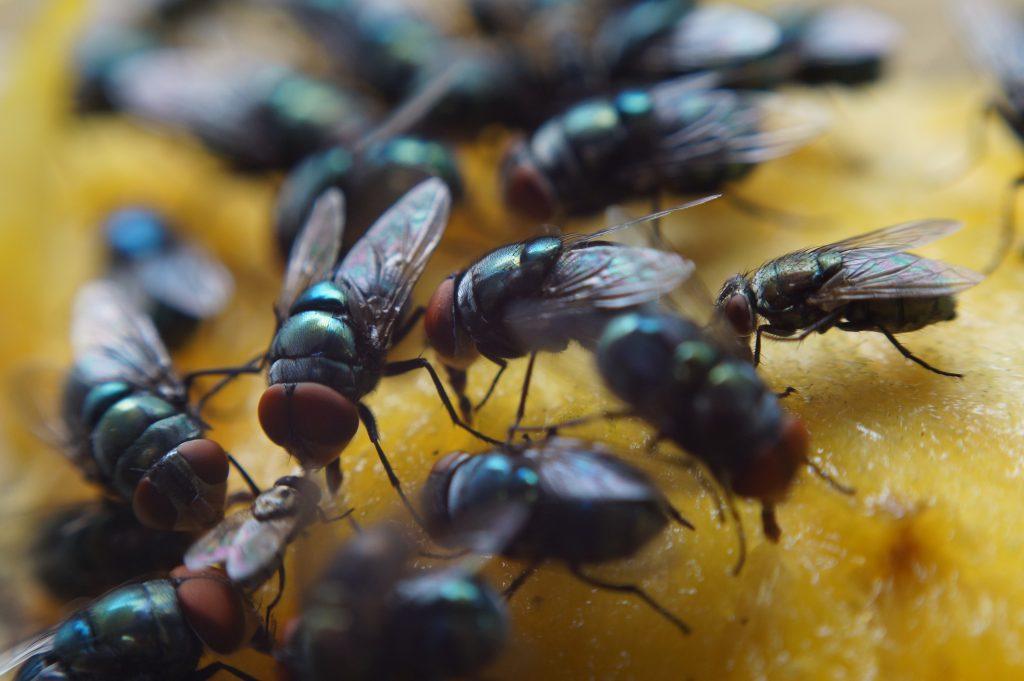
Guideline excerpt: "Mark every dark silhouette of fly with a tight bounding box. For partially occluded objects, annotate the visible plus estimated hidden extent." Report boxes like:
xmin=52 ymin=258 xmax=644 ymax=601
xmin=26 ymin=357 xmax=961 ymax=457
xmin=279 ymin=522 xmax=508 ymax=681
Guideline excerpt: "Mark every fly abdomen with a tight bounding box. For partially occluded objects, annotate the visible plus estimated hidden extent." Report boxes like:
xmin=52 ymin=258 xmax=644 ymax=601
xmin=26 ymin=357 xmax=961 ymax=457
xmin=90 ymin=393 xmax=192 ymax=484
xmin=842 ymin=295 xmax=957 ymax=333
xmin=112 ymin=412 xmax=202 ymax=499
xmin=52 ymin=580 xmax=202 ymax=678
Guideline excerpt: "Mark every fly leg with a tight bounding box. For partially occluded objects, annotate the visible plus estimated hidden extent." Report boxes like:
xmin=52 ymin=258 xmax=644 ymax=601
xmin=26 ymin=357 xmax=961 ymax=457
xmin=507 ymin=352 xmax=537 ymax=442
xmin=383 ymin=357 xmax=502 ymax=445
xmin=569 ymin=565 xmax=690 ymax=636
xmin=325 ymin=460 xmax=343 ymax=497
xmin=997 ymin=173 xmax=1023 ymax=270
xmin=510 ymin=408 xmax=638 ymax=435
xmin=228 ymin=454 xmax=262 ymax=497
xmin=263 ymin=565 xmax=286 ymax=633
xmin=871 ymin=324 xmax=963 ymax=378
xmin=805 ymin=458 xmax=856 ymax=495
xmin=193 ymin=662 xmax=261 ymax=681
xmin=473 ymin=359 xmax=508 ymax=414
xmin=504 ymin=560 xmax=542 ymax=600
xmin=356 ymin=402 xmax=427 ymax=528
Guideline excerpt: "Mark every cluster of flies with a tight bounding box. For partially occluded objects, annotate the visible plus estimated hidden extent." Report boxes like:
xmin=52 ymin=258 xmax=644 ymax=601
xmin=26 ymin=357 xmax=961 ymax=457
xmin=3 ymin=0 xmax=1021 ymax=678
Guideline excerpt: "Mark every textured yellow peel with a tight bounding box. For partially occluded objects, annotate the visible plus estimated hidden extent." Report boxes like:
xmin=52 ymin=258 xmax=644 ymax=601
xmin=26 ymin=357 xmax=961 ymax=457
xmin=2 ymin=2 xmax=1024 ymax=680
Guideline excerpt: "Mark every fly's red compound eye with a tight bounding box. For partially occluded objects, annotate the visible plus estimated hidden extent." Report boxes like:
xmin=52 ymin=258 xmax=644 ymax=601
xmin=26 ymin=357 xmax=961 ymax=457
xmin=425 ymin=278 xmax=478 ymax=370
xmin=724 ymin=293 xmax=755 ymax=337
xmin=501 ymin=141 xmax=557 ymax=222
xmin=172 ymin=566 xmax=253 ymax=654
xmin=258 ymin=382 xmax=360 ymax=470
xmin=132 ymin=439 xmax=229 ymax=531
xmin=732 ymin=416 xmax=808 ymax=504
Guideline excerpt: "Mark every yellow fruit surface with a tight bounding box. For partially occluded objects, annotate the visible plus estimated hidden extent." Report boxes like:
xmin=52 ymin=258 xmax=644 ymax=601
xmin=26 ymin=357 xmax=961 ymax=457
xmin=2 ymin=1 xmax=1024 ymax=680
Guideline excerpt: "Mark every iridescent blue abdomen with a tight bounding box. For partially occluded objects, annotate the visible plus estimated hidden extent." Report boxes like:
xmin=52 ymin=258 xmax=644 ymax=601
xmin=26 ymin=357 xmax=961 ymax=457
xmin=51 ymin=580 xmax=202 ymax=680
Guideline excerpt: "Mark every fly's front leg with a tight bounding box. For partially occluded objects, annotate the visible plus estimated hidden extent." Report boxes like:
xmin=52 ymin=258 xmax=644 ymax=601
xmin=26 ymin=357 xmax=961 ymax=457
xmin=355 ymin=402 xmax=427 ymax=528
xmin=383 ymin=357 xmax=502 ymax=445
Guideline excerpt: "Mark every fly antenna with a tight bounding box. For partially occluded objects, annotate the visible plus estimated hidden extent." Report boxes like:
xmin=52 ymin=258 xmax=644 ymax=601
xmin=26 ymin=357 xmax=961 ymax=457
xmin=568 ymin=194 xmax=721 ymax=244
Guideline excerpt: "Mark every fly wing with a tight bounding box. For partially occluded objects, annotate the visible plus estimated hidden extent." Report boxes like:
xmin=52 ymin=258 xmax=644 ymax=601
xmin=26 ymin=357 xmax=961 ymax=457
xmin=184 ymin=508 xmax=254 ymax=572
xmin=336 ymin=178 xmax=451 ymax=343
xmin=815 ymin=218 xmax=964 ymax=253
xmin=134 ymin=243 xmax=234 ymax=319
xmin=803 ymin=219 xmax=982 ymax=306
xmin=955 ymin=0 xmax=1024 ymax=91
xmin=107 ymin=49 xmax=283 ymax=166
xmin=0 ymin=630 xmax=57 ymax=676
xmin=276 ymin=189 xmax=346 ymax=321
xmin=531 ymin=437 xmax=658 ymax=503
xmin=636 ymin=4 xmax=783 ymax=74
xmin=223 ymin=515 xmax=297 ymax=589
xmin=807 ymin=251 xmax=983 ymax=307
xmin=636 ymin=86 xmax=828 ymax=176
xmin=72 ymin=280 xmax=180 ymax=395
xmin=503 ymin=244 xmax=693 ymax=339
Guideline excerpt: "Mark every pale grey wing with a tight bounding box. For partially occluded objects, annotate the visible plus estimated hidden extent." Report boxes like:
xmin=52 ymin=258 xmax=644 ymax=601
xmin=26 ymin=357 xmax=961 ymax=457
xmin=7 ymin=363 xmax=73 ymax=451
xmin=637 ymin=87 xmax=827 ymax=175
xmin=72 ymin=280 xmax=179 ymax=394
xmin=135 ymin=244 xmax=234 ymax=319
xmin=533 ymin=438 xmax=657 ymax=502
xmin=107 ymin=49 xmax=280 ymax=161
xmin=184 ymin=509 xmax=254 ymax=572
xmin=955 ymin=0 xmax=1024 ymax=89
xmin=0 ymin=630 xmax=57 ymax=675
xmin=223 ymin=516 xmax=297 ymax=589
xmin=638 ymin=4 xmax=782 ymax=73
xmin=504 ymin=244 xmax=694 ymax=334
xmin=276 ymin=189 xmax=346 ymax=320
xmin=336 ymin=178 xmax=451 ymax=342
xmin=798 ymin=5 xmax=902 ymax=64
xmin=815 ymin=219 xmax=964 ymax=254
xmin=807 ymin=251 xmax=983 ymax=308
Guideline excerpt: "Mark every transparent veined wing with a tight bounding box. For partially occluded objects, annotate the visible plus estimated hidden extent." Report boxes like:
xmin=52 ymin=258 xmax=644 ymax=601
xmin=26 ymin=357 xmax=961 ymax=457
xmin=639 ymin=86 xmax=828 ymax=173
xmin=0 ymin=630 xmax=57 ymax=676
xmin=336 ymin=178 xmax=451 ymax=343
xmin=807 ymin=252 xmax=983 ymax=307
xmin=276 ymin=189 xmax=346 ymax=321
xmin=791 ymin=220 xmax=982 ymax=306
xmin=184 ymin=509 xmax=253 ymax=573
xmin=134 ymin=244 xmax=234 ymax=319
xmin=223 ymin=515 xmax=297 ymax=589
xmin=71 ymin=280 xmax=179 ymax=395
xmin=503 ymin=243 xmax=693 ymax=334
xmin=811 ymin=218 xmax=963 ymax=253
xmin=529 ymin=437 xmax=660 ymax=503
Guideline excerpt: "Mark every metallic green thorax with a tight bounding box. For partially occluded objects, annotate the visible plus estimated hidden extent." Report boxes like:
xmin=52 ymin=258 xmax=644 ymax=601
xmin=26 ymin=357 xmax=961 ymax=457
xmin=267 ymin=282 xmax=381 ymax=398
xmin=454 ymin=236 xmax=565 ymax=359
xmin=51 ymin=580 xmax=202 ymax=679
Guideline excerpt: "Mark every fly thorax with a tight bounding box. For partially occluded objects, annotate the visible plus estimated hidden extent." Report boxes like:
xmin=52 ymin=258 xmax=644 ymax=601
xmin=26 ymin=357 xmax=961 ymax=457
xmin=447 ymin=453 xmax=540 ymax=530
